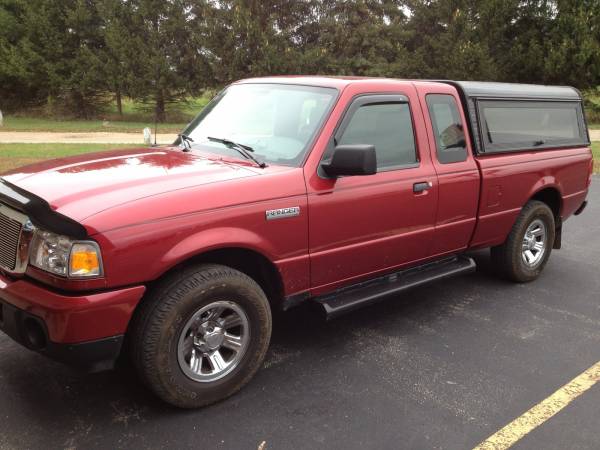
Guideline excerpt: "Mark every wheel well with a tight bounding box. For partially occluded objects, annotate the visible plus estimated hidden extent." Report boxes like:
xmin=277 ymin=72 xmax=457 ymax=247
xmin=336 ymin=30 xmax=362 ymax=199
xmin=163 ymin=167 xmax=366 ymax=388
xmin=154 ymin=248 xmax=285 ymax=308
xmin=531 ymin=188 xmax=562 ymax=221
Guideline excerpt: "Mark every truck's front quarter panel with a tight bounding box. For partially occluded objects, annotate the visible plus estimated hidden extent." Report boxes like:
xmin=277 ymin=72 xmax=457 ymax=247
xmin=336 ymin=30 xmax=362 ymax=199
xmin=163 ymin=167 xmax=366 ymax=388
xmin=86 ymin=166 xmax=310 ymax=296
xmin=0 ymin=165 xmax=310 ymax=370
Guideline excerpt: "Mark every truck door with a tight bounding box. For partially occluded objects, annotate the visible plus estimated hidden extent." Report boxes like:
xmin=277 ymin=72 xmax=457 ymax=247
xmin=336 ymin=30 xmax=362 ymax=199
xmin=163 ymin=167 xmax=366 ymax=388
xmin=417 ymin=84 xmax=480 ymax=255
xmin=306 ymin=86 xmax=439 ymax=294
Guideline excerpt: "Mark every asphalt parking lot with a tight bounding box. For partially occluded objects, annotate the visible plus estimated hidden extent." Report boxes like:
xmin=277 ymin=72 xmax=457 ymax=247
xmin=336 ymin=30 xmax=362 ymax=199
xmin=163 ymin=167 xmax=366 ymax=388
xmin=0 ymin=178 xmax=598 ymax=450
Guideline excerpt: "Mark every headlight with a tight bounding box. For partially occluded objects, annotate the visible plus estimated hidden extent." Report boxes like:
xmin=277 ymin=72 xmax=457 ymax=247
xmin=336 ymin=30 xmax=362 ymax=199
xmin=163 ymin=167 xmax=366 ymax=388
xmin=30 ymin=230 xmax=103 ymax=278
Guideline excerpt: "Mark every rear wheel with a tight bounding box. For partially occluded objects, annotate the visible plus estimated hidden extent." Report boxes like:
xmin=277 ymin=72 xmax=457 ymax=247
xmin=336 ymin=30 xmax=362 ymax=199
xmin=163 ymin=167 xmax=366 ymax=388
xmin=491 ymin=200 xmax=555 ymax=282
xmin=130 ymin=264 xmax=272 ymax=408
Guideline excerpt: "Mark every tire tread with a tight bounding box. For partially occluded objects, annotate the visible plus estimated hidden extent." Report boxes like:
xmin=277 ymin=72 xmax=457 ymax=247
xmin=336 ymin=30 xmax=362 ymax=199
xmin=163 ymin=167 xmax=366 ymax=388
xmin=129 ymin=264 xmax=271 ymax=408
xmin=491 ymin=200 xmax=555 ymax=282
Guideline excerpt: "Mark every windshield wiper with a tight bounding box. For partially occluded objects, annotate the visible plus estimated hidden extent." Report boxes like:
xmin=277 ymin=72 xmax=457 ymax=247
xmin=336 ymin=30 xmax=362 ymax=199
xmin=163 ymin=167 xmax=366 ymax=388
xmin=178 ymin=134 xmax=194 ymax=152
xmin=207 ymin=136 xmax=266 ymax=168
xmin=533 ymin=139 xmax=545 ymax=147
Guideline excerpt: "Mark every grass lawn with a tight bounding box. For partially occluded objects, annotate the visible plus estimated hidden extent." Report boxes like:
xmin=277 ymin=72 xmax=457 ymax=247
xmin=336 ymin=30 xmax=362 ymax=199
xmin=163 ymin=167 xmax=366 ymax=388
xmin=0 ymin=143 xmax=138 ymax=173
xmin=589 ymin=123 xmax=600 ymax=130
xmin=104 ymin=96 xmax=209 ymax=118
xmin=592 ymin=142 xmax=600 ymax=173
xmin=0 ymin=96 xmax=210 ymax=133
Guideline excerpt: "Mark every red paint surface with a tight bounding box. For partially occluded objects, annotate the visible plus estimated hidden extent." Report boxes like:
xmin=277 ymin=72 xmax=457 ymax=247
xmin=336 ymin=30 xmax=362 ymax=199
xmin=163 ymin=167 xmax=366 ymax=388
xmin=0 ymin=77 xmax=592 ymax=344
xmin=0 ymin=272 xmax=145 ymax=343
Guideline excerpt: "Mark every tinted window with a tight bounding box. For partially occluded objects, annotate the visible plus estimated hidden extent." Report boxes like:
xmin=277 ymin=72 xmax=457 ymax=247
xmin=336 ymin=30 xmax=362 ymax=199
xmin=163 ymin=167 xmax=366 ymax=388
xmin=479 ymin=100 xmax=587 ymax=152
xmin=426 ymin=94 xmax=468 ymax=163
xmin=338 ymin=103 xmax=417 ymax=169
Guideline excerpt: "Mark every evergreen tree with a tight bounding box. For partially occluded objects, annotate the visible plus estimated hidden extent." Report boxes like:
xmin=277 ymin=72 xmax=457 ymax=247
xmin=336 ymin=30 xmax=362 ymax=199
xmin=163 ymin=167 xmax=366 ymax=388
xmin=196 ymin=0 xmax=294 ymax=83
xmin=404 ymin=0 xmax=500 ymax=80
xmin=544 ymin=0 xmax=600 ymax=88
xmin=0 ymin=0 xmax=44 ymax=110
xmin=99 ymin=0 xmax=133 ymax=116
xmin=21 ymin=0 xmax=108 ymax=117
xmin=105 ymin=0 xmax=213 ymax=122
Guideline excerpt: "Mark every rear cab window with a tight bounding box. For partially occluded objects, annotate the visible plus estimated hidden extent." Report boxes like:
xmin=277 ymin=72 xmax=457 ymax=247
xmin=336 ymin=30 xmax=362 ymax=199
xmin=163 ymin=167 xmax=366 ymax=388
xmin=426 ymin=94 xmax=468 ymax=163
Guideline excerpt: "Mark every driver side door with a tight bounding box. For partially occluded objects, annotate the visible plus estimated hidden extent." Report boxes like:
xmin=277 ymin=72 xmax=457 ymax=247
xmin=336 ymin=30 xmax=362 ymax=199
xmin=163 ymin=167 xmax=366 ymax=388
xmin=307 ymin=91 xmax=439 ymax=294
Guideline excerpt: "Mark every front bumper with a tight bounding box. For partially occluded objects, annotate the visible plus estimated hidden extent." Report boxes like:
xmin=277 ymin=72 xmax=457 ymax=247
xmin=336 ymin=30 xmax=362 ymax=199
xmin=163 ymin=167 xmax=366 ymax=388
xmin=0 ymin=273 xmax=145 ymax=371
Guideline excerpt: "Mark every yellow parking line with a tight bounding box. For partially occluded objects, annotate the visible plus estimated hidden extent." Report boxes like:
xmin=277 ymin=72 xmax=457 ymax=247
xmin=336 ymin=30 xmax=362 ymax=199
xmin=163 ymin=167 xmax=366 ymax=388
xmin=474 ymin=360 xmax=600 ymax=450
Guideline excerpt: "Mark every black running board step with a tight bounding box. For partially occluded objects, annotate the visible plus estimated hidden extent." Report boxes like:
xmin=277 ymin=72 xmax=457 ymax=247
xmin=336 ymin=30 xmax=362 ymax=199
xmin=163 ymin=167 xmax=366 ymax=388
xmin=316 ymin=256 xmax=476 ymax=319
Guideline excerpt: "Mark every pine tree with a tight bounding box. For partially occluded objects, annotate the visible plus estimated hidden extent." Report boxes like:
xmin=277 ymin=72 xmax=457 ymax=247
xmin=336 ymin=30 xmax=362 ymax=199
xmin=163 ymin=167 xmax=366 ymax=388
xmin=544 ymin=0 xmax=600 ymax=88
xmin=2 ymin=0 xmax=109 ymax=117
xmin=0 ymin=0 xmax=43 ymax=110
xmin=101 ymin=0 xmax=214 ymax=122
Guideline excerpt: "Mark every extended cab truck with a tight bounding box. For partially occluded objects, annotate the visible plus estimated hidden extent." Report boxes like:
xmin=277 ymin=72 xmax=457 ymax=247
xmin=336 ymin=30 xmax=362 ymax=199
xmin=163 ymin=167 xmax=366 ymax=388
xmin=0 ymin=77 xmax=593 ymax=408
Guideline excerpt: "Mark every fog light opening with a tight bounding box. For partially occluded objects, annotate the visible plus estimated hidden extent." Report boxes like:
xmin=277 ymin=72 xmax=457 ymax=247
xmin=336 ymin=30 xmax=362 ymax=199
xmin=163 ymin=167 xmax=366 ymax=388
xmin=23 ymin=318 xmax=47 ymax=351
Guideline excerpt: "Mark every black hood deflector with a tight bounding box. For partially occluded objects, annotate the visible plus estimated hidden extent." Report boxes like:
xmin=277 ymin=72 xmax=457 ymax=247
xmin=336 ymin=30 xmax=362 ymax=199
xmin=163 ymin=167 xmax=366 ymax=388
xmin=0 ymin=178 xmax=88 ymax=238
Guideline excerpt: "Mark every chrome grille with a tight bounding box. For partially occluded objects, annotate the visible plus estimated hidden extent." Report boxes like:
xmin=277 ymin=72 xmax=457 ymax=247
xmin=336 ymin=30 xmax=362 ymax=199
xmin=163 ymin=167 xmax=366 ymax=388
xmin=0 ymin=206 xmax=24 ymax=271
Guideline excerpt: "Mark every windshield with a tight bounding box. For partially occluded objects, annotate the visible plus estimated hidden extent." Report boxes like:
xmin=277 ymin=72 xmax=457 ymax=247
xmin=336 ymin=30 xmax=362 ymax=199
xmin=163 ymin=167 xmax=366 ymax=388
xmin=182 ymin=83 xmax=338 ymax=166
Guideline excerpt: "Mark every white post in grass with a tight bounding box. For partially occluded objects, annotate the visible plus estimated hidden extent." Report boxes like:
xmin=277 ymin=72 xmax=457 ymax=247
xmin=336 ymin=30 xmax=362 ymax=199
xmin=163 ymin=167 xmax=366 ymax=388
xmin=0 ymin=110 xmax=3 ymax=127
xmin=143 ymin=127 xmax=152 ymax=145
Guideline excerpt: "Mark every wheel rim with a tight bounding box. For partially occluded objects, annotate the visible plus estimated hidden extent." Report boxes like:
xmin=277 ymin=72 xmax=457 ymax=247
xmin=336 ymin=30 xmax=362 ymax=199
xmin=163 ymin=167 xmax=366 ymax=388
xmin=521 ymin=218 xmax=547 ymax=268
xmin=177 ymin=300 xmax=250 ymax=383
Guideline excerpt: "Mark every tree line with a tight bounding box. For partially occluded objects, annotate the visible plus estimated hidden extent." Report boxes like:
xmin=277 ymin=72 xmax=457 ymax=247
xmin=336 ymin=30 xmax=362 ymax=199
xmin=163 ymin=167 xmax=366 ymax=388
xmin=1 ymin=0 xmax=599 ymax=121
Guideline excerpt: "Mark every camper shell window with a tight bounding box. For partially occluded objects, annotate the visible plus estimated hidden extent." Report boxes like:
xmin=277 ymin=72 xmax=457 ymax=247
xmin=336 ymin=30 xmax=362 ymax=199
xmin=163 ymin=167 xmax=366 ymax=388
xmin=442 ymin=81 xmax=591 ymax=154
xmin=477 ymin=100 xmax=588 ymax=153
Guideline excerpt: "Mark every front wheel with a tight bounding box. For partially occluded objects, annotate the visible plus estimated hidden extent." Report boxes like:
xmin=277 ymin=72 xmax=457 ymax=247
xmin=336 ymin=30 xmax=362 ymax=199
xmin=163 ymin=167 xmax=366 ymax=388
xmin=130 ymin=264 xmax=272 ymax=408
xmin=491 ymin=200 xmax=555 ymax=282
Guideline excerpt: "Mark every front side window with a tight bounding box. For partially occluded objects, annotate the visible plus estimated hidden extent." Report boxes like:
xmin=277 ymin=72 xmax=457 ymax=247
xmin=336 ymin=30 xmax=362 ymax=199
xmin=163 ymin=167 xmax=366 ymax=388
xmin=184 ymin=84 xmax=337 ymax=166
xmin=479 ymin=100 xmax=588 ymax=152
xmin=338 ymin=102 xmax=417 ymax=169
xmin=426 ymin=94 xmax=468 ymax=163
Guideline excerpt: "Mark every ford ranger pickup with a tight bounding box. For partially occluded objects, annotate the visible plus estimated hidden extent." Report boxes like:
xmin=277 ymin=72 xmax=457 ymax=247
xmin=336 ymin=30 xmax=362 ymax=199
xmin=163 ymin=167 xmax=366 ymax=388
xmin=0 ymin=77 xmax=593 ymax=408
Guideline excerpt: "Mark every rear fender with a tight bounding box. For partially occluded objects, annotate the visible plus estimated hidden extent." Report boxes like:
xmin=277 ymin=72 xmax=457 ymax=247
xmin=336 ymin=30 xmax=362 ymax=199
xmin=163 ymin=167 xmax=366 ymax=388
xmin=526 ymin=176 xmax=563 ymax=206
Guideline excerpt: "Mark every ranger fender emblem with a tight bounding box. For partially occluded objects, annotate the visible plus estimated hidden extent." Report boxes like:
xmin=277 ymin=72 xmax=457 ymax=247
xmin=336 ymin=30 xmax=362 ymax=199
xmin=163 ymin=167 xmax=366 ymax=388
xmin=265 ymin=206 xmax=300 ymax=221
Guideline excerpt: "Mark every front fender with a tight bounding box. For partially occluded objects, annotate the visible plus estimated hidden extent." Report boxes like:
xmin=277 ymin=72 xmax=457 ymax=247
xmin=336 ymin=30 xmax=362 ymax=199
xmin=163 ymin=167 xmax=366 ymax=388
xmin=159 ymin=226 xmax=280 ymax=272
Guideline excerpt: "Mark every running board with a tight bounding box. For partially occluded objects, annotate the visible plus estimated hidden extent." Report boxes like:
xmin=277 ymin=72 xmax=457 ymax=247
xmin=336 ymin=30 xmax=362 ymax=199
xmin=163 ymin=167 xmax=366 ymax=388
xmin=315 ymin=256 xmax=476 ymax=319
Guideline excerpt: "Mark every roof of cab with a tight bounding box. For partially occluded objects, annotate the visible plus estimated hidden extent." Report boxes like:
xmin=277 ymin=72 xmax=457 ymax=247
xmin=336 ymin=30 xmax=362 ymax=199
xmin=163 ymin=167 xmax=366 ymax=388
xmin=235 ymin=76 xmax=581 ymax=100
xmin=234 ymin=75 xmax=397 ymax=89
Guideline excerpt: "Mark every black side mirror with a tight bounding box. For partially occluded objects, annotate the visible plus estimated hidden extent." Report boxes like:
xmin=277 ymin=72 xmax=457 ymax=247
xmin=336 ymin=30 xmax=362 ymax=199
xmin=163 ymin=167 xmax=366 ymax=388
xmin=321 ymin=144 xmax=377 ymax=177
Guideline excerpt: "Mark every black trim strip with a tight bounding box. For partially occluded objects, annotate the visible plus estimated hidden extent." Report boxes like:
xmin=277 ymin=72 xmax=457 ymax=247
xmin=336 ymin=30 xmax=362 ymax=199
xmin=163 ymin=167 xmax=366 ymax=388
xmin=315 ymin=256 xmax=476 ymax=319
xmin=0 ymin=178 xmax=88 ymax=238
xmin=281 ymin=291 xmax=310 ymax=311
xmin=574 ymin=200 xmax=588 ymax=216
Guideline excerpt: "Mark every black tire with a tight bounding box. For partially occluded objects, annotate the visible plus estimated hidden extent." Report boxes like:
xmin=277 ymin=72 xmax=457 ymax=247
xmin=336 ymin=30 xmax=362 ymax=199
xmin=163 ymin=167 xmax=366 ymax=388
xmin=491 ymin=200 xmax=555 ymax=283
xmin=129 ymin=264 xmax=272 ymax=408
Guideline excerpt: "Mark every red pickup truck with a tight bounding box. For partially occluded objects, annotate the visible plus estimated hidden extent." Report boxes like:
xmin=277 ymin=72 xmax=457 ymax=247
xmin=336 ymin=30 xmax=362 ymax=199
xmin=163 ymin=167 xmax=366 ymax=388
xmin=0 ymin=77 xmax=593 ymax=408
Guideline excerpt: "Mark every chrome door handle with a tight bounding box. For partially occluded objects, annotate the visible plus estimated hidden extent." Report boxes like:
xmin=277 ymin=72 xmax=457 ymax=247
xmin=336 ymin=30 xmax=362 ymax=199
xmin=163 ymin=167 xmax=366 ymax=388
xmin=413 ymin=181 xmax=432 ymax=193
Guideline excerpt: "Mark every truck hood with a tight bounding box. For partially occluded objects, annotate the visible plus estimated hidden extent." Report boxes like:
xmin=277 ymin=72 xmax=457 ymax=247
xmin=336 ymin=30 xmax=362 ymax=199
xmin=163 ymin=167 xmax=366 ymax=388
xmin=2 ymin=147 xmax=259 ymax=223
